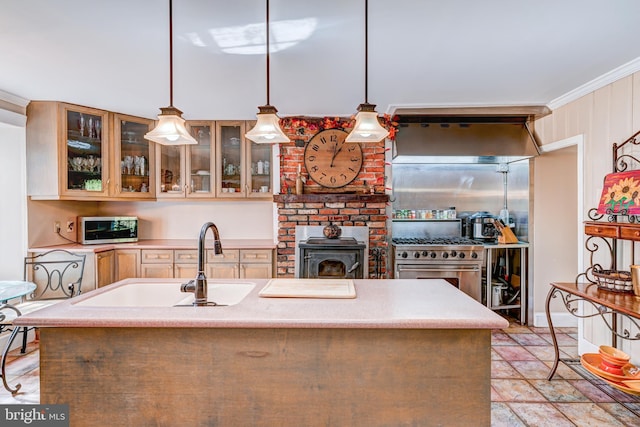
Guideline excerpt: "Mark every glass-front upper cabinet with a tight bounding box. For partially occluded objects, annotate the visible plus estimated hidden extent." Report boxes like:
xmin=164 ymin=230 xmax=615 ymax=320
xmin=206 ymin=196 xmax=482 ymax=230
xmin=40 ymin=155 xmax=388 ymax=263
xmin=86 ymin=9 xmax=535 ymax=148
xmin=246 ymin=120 xmax=273 ymax=198
xmin=216 ymin=121 xmax=246 ymax=197
xmin=156 ymin=121 xmax=215 ymax=199
xmin=63 ymin=104 xmax=110 ymax=197
xmin=187 ymin=122 xmax=214 ymax=198
xmin=113 ymin=114 xmax=155 ymax=198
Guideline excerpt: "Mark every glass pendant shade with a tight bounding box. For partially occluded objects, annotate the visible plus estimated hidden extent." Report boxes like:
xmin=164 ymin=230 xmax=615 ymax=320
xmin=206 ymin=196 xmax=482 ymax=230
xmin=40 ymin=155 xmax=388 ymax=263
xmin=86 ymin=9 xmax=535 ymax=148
xmin=145 ymin=106 xmax=197 ymax=145
xmin=345 ymin=103 xmax=389 ymax=143
xmin=245 ymin=105 xmax=290 ymax=144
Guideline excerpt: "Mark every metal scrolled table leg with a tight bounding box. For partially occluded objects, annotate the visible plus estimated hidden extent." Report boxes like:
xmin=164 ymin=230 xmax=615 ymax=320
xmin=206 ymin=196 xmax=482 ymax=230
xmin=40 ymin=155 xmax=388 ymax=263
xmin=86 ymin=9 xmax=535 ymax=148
xmin=545 ymin=286 xmax=561 ymax=380
xmin=0 ymin=304 xmax=23 ymax=395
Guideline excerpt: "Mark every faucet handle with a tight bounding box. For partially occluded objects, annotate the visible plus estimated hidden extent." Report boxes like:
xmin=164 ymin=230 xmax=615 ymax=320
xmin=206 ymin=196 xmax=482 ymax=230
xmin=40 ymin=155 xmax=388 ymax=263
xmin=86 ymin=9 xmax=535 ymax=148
xmin=180 ymin=279 xmax=196 ymax=293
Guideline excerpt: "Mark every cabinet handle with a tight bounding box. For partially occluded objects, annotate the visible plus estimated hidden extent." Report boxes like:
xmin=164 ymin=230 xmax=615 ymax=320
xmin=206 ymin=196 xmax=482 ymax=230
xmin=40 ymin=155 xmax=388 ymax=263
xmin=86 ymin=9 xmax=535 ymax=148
xmin=635 ymin=231 xmax=640 ymax=237
xmin=595 ymin=228 xmax=601 ymax=233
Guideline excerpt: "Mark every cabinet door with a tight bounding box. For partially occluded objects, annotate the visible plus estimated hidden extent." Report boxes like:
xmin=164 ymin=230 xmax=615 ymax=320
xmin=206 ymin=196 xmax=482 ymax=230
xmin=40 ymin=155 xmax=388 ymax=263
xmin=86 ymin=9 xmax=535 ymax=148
xmin=216 ymin=121 xmax=246 ymax=197
xmin=61 ymin=104 xmax=111 ymax=198
xmin=113 ymin=114 xmax=155 ymax=198
xmin=240 ymin=263 xmax=272 ymax=278
xmin=96 ymin=250 xmax=115 ymax=288
xmin=175 ymin=264 xmax=198 ymax=279
xmin=186 ymin=122 xmax=215 ymax=198
xmin=157 ymin=144 xmax=186 ymax=198
xmin=246 ymin=124 xmax=273 ymax=198
xmin=115 ymin=249 xmax=140 ymax=281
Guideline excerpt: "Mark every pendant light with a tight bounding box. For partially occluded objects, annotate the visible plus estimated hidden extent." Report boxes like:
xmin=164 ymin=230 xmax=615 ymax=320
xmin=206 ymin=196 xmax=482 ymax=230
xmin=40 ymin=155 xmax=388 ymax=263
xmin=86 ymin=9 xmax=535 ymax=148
xmin=245 ymin=0 xmax=290 ymax=144
xmin=345 ymin=0 xmax=389 ymax=143
xmin=145 ymin=0 xmax=197 ymax=145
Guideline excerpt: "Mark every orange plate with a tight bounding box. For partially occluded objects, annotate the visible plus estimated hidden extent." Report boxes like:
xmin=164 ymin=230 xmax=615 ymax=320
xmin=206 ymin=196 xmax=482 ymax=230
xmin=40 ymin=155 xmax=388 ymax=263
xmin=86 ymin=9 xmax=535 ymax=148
xmin=581 ymin=353 xmax=640 ymax=382
xmin=604 ymin=378 xmax=640 ymax=396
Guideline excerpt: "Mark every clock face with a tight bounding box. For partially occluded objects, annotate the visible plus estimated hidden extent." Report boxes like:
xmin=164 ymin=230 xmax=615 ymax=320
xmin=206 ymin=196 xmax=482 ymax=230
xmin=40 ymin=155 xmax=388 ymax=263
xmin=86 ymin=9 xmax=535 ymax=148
xmin=304 ymin=129 xmax=363 ymax=188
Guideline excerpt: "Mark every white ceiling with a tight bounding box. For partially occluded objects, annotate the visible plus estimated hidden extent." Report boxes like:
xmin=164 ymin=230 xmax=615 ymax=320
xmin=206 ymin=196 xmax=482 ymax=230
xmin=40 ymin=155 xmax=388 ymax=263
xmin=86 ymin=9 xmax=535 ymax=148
xmin=2 ymin=0 xmax=640 ymax=120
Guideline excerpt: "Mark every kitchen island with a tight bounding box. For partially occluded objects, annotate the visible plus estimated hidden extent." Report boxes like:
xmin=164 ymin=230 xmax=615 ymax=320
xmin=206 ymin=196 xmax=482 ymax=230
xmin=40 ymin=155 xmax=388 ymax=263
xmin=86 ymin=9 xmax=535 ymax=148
xmin=18 ymin=278 xmax=508 ymax=426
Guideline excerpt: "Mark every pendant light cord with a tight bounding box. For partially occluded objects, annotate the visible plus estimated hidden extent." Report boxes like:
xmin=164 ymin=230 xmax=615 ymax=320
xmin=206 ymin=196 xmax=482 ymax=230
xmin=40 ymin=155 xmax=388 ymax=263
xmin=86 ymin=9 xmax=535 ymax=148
xmin=169 ymin=0 xmax=174 ymax=107
xmin=364 ymin=0 xmax=368 ymax=104
xmin=266 ymin=0 xmax=271 ymax=106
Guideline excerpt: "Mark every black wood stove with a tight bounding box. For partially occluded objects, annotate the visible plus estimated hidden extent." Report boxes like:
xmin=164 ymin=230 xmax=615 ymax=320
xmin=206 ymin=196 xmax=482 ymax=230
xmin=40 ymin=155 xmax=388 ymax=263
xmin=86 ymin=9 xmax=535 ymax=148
xmin=299 ymin=237 xmax=366 ymax=279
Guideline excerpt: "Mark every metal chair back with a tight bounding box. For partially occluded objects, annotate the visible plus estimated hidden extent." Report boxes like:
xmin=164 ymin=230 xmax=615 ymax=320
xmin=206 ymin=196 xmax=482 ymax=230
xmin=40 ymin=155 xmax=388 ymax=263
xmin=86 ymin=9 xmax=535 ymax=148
xmin=23 ymin=249 xmax=86 ymax=301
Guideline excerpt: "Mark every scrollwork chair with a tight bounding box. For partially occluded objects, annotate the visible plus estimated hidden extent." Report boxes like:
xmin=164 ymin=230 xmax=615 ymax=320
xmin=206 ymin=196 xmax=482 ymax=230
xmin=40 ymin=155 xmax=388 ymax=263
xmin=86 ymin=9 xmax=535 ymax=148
xmin=0 ymin=249 xmax=86 ymax=395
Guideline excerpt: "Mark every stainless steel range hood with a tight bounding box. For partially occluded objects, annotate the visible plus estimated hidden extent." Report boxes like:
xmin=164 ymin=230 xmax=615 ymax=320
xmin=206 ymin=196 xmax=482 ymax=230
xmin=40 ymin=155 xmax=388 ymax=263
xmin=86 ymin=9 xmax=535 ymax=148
xmin=392 ymin=116 xmax=541 ymax=164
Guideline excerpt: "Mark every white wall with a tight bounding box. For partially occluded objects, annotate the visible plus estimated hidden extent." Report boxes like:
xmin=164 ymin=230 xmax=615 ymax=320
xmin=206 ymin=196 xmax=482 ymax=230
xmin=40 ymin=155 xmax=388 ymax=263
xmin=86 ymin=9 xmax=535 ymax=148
xmin=0 ymin=122 xmax=27 ymax=279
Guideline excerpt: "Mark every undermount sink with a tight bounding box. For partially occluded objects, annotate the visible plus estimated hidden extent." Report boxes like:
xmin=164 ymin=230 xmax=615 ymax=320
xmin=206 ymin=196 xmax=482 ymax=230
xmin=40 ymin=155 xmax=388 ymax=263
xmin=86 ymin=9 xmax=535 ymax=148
xmin=73 ymin=282 xmax=256 ymax=307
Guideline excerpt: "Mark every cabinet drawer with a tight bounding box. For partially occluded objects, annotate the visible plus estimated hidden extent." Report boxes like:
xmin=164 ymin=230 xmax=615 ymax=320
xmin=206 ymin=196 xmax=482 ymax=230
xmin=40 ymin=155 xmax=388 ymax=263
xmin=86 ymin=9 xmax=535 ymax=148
xmin=584 ymin=223 xmax=619 ymax=238
xmin=619 ymin=226 xmax=640 ymax=241
xmin=175 ymin=250 xmax=199 ymax=264
xmin=240 ymin=249 xmax=273 ymax=264
xmin=141 ymin=249 xmax=174 ymax=264
xmin=207 ymin=249 xmax=240 ymax=263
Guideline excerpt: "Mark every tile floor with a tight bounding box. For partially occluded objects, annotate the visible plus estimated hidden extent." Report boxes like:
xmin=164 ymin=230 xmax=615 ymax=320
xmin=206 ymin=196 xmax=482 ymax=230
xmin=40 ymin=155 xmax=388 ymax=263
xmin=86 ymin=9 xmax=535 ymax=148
xmin=1 ymin=317 xmax=639 ymax=426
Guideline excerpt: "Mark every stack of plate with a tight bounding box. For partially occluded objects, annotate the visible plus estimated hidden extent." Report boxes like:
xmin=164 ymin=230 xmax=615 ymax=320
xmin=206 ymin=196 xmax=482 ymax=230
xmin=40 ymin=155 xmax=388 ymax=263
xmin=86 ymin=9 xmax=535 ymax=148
xmin=580 ymin=349 xmax=640 ymax=395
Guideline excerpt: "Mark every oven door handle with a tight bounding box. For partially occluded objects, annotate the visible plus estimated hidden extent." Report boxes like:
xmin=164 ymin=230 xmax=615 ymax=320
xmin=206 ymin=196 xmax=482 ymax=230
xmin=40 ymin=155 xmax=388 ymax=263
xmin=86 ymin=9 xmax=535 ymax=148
xmin=396 ymin=266 xmax=480 ymax=273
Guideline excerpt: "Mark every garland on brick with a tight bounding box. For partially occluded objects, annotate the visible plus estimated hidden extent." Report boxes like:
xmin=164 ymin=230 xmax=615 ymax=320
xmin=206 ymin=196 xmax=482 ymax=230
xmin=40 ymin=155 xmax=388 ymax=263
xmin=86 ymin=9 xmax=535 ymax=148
xmin=280 ymin=115 xmax=399 ymax=140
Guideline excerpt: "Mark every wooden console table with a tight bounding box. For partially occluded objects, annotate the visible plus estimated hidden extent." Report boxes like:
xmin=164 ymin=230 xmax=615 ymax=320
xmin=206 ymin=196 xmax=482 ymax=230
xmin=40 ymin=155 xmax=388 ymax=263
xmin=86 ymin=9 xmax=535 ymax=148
xmin=545 ymin=281 xmax=640 ymax=380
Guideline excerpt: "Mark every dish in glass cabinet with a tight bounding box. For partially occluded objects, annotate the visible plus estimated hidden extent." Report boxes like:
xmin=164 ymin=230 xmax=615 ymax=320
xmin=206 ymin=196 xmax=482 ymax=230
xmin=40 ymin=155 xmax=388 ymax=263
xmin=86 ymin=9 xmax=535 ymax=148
xmin=195 ymin=170 xmax=210 ymax=175
xmin=581 ymin=353 xmax=640 ymax=382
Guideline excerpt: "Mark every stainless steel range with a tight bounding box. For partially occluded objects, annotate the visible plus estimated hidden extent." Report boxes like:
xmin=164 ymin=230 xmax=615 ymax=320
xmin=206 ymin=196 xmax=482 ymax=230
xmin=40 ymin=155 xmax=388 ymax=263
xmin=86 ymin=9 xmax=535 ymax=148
xmin=391 ymin=220 xmax=485 ymax=302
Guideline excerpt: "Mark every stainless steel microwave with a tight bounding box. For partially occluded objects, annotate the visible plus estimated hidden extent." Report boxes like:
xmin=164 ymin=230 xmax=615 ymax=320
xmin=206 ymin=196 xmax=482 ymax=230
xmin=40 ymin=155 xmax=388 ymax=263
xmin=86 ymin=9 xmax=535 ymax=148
xmin=78 ymin=216 xmax=138 ymax=245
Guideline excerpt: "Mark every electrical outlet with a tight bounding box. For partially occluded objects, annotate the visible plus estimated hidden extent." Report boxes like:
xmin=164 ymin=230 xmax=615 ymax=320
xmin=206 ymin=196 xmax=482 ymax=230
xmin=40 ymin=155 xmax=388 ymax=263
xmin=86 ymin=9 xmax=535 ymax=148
xmin=66 ymin=220 xmax=75 ymax=233
xmin=54 ymin=221 xmax=61 ymax=233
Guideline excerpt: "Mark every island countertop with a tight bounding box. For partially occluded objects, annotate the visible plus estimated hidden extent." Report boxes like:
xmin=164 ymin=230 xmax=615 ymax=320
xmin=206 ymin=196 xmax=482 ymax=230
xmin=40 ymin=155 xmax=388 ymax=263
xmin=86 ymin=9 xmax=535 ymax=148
xmin=16 ymin=278 xmax=509 ymax=330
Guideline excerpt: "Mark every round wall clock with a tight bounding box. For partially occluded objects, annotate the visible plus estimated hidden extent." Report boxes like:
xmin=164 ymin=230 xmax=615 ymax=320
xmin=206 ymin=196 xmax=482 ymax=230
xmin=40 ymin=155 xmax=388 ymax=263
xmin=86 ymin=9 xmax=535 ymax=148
xmin=303 ymin=129 xmax=363 ymax=188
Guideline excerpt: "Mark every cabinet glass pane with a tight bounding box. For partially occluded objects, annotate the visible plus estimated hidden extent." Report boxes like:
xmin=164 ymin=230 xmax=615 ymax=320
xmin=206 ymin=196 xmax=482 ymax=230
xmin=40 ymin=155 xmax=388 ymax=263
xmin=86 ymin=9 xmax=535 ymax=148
xmin=160 ymin=145 xmax=182 ymax=193
xmin=66 ymin=110 xmax=104 ymax=191
xmin=250 ymin=142 xmax=272 ymax=194
xmin=220 ymin=125 xmax=242 ymax=193
xmin=189 ymin=125 xmax=212 ymax=194
xmin=119 ymin=121 xmax=151 ymax=193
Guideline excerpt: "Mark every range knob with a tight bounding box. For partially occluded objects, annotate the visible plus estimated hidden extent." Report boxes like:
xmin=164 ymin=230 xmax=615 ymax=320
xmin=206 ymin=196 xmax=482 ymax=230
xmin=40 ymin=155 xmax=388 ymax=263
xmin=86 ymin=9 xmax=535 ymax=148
xmin=442 ymin=252 xmax=449 ymax=259
xmin=401 ymin=252 xmax=408 ymax=258
xmin=450 ymin=250 xmax=457 ymax=257
xmin=459 ymin=252 xmax=466 ymax=259
xmin=471 ymin=252 xmax=478 ymax=259
xmin=430 ymin=252 xmax=436 ymax=258
xmin=414 ymin=252 xmax=420 ymax=258
xmin=421 ymin=251 xmax=428 ymax=257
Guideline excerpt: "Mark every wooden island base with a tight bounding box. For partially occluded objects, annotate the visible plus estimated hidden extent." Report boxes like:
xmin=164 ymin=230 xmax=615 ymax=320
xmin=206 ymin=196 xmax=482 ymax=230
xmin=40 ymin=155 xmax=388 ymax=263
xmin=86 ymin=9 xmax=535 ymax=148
xmin=41 ymin=327 xmax=491 ymax=426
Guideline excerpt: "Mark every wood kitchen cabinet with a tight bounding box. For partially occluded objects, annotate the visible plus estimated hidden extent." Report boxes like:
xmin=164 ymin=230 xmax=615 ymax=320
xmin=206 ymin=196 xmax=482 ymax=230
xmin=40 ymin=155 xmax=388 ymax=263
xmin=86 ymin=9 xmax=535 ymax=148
xmin=156 ymin=121 xmax=215 ymax=199
xmin=174 ymin=250 xmax=199 ymax=278
xmin=26 ymin=101 xmax=156 ymax=200
xmin=27 ymin=102 xmax=110 ymax=199
xmin=112 ymin=114 xmax=155 ymax=198
xmin=140 ymin=249 xmax=174 ymax=278
xmin=206 ymin=249 xmax=240 ymax=278
xmin=215 ymin=121 xmax=273 ymax=199
xmin=96 ymin=250 xmax=115 ymax=288
xmin=240 ymin=249 xmax=273 ymax=278
xmin=115 ymin=249 xmax=141 ymax=281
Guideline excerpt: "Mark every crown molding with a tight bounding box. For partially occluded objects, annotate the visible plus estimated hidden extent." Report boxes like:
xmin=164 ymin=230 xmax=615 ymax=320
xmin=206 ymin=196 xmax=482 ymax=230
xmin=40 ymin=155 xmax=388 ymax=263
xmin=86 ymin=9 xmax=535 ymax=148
xmin=547 ymin=56 xmax=640 ymax=111
xmin=0 ymin=89 xmax=29 ymax=108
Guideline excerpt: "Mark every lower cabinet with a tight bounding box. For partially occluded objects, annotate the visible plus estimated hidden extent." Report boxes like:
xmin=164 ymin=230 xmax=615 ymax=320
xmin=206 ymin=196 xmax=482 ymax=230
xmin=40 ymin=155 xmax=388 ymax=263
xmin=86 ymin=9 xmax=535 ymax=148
xmin=115 ymin=249 xmax=140 ymax=282
xmin=96 ymin=250 xmax=115 ymax=288
xmin=140 ymin=249 xmax=174 ymax=278
xmin=240 ymin=250 xmax=273 ymax=278
xmin=207 ymin=250 xmax=240 ymax=279
xmin=174 ymin=250 xmax=199 ymax=278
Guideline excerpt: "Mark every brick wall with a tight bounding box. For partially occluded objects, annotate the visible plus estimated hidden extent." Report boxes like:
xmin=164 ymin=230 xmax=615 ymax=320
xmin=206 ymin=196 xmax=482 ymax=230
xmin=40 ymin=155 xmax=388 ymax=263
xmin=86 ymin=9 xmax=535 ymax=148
xmin=273 ymin=194 xmax=389 ymax=278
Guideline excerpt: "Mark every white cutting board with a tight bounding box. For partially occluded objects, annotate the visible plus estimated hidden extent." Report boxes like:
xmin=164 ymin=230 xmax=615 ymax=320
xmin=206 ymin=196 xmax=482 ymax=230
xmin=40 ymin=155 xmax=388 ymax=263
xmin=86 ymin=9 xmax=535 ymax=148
xmin=259 ymin=279 xmax=356 ymax=299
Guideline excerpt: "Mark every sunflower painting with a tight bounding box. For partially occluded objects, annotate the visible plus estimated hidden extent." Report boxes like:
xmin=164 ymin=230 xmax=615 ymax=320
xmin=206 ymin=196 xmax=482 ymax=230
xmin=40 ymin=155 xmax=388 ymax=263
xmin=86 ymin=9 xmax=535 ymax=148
xmin=597 ymin=171 xmax=640 ymax=215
